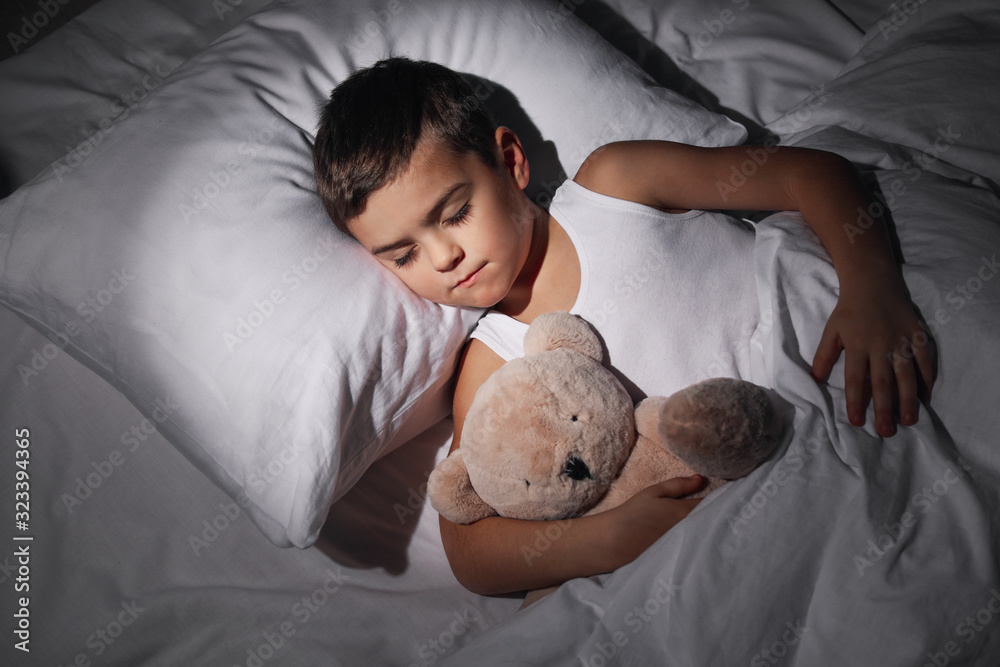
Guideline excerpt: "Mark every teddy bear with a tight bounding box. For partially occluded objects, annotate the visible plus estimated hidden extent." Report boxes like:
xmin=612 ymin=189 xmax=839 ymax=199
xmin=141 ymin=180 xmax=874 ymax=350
xmin=427 ymin=311 xmax=784 ymax=525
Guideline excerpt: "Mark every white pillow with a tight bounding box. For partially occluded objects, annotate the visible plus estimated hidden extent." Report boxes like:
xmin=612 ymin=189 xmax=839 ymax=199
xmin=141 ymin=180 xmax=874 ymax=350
xmin=0 ymin=0 xmax=746 ymax=547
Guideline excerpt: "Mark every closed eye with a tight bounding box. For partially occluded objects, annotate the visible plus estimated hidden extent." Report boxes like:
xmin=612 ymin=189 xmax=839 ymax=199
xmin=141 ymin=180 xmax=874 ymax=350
xmin=392 ymin=204 xmax=469 ymax=269
xmin=444 ymin=203 xmax=471 ymax=226
xmin=393 ymin=247 xmax=416 ymax=269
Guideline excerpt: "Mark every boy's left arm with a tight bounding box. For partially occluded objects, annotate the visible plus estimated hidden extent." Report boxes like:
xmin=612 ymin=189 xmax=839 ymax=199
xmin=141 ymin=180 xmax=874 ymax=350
xmin=575 ymin=141 xmax=935 ymax=437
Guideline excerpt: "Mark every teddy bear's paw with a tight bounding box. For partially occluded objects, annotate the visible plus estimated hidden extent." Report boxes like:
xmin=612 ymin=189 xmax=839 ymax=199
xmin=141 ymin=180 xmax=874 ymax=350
xmin=427 ymin=451 xmax=498 ymax=525
xmin=661 ymin=378 xmax=782 ymax=479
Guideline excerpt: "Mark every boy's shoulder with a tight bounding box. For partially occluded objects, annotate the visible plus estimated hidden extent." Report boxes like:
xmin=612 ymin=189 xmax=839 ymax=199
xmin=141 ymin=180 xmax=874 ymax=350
xmin=572 ymin=143 xmax=641 ymax=202
xmin=573 ymin=142 xmax=690 ymax=215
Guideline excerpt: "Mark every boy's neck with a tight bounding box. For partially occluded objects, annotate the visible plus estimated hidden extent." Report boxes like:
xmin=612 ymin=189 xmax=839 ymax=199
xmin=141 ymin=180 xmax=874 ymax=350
xmin=496 ymin=202 xmax=580 ymax=323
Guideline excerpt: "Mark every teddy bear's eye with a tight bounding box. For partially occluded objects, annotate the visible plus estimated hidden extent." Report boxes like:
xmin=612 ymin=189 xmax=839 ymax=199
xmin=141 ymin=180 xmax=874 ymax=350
xmin=562 ymin=456 xmax=592 ymax=481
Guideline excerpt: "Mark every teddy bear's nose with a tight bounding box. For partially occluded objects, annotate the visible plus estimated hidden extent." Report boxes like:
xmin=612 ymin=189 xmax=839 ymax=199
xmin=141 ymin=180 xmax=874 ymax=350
xmin=562 ymin=456 xmax=592 ymax=481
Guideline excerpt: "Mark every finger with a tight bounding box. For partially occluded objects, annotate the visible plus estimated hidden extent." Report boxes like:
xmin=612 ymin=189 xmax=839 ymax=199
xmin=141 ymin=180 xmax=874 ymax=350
xmin=869 ymin=350 xmax=897 ymax=437
xmin=844 ymin=349 xmax=870 ymax=427
xmin=811 ymin=323 xmax=842 ymax=383
xmin=893 ymin=349 xmax=919 ymax=426
xmin=654 ymin=475 xmax=705 ymax=498
xmin=912 ymin=330 xmax=936 ymax=401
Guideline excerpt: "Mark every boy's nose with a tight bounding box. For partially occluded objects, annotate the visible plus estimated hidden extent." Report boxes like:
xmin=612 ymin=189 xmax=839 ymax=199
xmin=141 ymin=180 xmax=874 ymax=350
xmin=430 ymin=236 xmax=463 ymax=272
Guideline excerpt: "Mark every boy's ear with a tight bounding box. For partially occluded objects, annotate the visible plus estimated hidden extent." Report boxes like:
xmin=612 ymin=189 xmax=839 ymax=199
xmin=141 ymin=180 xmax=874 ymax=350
xmin=495 ymin=126 xmax=530 ymax=190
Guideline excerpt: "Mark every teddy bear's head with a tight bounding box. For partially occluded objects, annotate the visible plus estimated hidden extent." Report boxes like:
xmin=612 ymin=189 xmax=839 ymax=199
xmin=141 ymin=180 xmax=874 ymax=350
xmin=430 ymin=311 xmax=635 ymax=523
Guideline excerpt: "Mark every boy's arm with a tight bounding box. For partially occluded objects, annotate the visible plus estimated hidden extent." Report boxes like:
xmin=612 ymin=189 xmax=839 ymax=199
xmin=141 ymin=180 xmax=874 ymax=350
xmin=439 ymin=338 xmax=702 ymax=595
xmin=575 ymin=141 xmax=934 ymax=438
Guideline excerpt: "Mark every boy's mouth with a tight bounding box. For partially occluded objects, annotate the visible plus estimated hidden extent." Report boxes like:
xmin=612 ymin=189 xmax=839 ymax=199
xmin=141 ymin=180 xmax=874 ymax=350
xmin=454 ymin=263 xmax=486 ymax=289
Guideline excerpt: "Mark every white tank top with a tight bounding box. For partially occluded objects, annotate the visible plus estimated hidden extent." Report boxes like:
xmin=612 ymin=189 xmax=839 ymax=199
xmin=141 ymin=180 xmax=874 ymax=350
xmin=470 ymin=179 xmax=760 ymax=401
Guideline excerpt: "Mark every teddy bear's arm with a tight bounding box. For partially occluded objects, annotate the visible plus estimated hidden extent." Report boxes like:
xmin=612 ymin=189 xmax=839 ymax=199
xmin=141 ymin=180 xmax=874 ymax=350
xmin=427 ymin=450 xmax=498 ymax=525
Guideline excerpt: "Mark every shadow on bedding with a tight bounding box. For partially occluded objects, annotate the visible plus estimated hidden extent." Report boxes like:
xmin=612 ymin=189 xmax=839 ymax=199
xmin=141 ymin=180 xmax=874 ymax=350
xmin=460 ymin=75 xmax=565 ymax=208
xmin=0 ymin=149 xmax=14 ymax=198
xmin=315 ymin=420 xmax=453 ymax=574
xmin=573 ymin=0 xmax=772 ymax=144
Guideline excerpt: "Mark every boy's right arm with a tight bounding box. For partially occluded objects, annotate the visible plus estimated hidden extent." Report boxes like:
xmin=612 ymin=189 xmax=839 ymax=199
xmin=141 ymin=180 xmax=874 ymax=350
xmin=438 ymin=338 xmax=704 ymax=596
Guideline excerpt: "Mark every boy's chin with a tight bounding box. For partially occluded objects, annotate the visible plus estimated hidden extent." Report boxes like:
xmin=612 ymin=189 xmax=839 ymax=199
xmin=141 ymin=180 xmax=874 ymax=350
xmin=436 ymin=290 xmax=504 ymax=311
xmin=443 ymin=295 xmax=501 ymax=310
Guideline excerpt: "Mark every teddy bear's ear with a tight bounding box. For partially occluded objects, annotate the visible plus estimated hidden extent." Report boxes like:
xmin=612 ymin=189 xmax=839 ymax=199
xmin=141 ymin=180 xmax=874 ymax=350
xmin=427 ymin=450 xmax=498 ymax=525
xmin=523 ymin=311 xmax=602 ymax=361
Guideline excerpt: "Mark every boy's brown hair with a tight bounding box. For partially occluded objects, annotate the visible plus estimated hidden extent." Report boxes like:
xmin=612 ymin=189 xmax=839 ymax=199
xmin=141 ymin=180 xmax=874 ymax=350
xmin=313 ymin=57 xmax=498 ymax=235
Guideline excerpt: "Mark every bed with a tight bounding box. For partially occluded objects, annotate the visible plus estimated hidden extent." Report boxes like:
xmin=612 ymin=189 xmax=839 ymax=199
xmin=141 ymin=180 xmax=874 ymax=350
xmin=1 ymin=0 xmax=998 ymax=665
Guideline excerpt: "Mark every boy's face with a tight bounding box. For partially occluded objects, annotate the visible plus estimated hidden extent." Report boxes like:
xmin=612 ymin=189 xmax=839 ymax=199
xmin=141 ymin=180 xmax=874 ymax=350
xmin=348 ymin=130 xmax=535 ymax=309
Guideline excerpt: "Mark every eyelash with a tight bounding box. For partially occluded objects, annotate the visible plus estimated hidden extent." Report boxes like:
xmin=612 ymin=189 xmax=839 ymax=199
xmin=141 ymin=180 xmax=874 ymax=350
xmin=446 ymin=203 xmax=471 ymax=227
xmin=393 ymin=204 xmax=471 ymax=269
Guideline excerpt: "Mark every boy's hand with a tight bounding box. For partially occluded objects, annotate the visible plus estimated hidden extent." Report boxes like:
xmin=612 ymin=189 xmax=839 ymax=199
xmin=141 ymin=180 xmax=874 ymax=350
xmin=600 ymin=476 xmax=704 ymax=569
xmin=811 ymin=280 xmax=935 ymax=437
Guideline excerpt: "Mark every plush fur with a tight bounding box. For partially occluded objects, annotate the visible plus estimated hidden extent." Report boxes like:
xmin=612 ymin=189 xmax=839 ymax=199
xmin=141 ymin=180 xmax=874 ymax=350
xmin=428 ymin=311 xmax=783 ymax=524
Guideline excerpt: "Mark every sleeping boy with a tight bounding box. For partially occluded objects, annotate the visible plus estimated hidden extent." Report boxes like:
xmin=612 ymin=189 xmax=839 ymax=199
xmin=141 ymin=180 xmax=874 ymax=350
xmin=311 ymin=57 xmax=934 ymax=596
